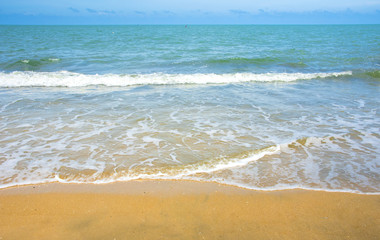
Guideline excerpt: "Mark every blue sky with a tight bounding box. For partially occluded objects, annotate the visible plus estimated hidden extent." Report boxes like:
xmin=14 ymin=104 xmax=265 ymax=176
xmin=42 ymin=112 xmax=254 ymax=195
xmin=0 ymin=0 xmax=379 ymax=24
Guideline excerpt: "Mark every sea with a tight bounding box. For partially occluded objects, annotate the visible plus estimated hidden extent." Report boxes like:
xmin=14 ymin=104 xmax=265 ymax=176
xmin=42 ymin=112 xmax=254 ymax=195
xmin=0 ymin=25 xmax=379 ymax=193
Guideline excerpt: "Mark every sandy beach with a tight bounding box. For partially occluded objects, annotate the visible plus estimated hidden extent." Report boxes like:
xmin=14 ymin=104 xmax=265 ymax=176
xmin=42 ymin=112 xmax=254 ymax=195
xmin=0 ymin=180 xmax=379 ymax=240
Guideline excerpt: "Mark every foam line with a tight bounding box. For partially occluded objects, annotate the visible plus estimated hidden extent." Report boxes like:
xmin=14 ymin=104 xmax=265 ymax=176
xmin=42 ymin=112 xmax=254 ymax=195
xmin=0 ymin=71 xmax=352 ymax=87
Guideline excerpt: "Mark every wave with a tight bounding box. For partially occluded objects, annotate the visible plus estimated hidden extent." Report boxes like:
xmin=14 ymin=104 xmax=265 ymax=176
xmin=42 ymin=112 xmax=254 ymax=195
xmin=18 ymin=58 xmax=61 ymax=65
xmin=0 ymin=145 xmax=281 ymax=189
xmin=1 ymin=133 xmax=379 ymax=194
xmin=365 ymin=70 xmax=380 ymax=79
xmin=4 ymin=58 xmax=61 ymax=71
xmin=0 ymin=71 xmax=352 ymax=87
xmin=53 ymin=145 xmax=281 ymax=183
xmin=205 ymin=57 xmax=280 ymax=65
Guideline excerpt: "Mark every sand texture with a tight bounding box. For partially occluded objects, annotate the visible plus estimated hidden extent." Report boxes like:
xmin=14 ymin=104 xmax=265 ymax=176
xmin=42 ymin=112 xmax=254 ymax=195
xmin=0 ymin=181 xmax=379 ymax=240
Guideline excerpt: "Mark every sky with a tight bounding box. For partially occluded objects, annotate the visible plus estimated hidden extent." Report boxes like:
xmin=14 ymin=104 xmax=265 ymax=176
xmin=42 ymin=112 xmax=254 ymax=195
xmin=0 ymin=0 xmax=379 ymax=24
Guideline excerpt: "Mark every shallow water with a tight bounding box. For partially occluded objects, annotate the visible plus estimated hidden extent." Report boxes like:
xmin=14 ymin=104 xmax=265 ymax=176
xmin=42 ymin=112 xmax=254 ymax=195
xmin=0 ymin=25 xmax=379 ymax=193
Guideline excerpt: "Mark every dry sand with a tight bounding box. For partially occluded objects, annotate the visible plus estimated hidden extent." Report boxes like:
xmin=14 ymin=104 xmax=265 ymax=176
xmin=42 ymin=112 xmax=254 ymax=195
xmin=0 ymin=180 xmax=379 ymax=240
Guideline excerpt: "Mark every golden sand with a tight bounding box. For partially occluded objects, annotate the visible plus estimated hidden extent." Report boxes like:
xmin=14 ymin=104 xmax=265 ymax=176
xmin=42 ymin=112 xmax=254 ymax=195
xmin=0 ymin=181 xmax=379 ymax=240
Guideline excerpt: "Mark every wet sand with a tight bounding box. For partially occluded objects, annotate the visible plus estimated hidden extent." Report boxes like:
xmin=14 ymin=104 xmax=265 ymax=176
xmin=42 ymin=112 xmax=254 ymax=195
xmin=0 ymin=180 xmax=379 ymax=240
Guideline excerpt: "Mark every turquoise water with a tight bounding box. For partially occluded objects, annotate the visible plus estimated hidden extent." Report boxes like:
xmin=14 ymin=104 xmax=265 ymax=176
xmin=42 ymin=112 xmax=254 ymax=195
xmin=0 ymin=25 xmax=379 ymax=193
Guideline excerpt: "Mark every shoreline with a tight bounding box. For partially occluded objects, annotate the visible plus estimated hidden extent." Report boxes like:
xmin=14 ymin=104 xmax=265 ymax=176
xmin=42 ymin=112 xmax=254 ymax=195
xmin=1 ymin=180 xmax=379 ymax=239
xmin=1 ymin=179 xmax=378 ymax=195
xmin=0 ymin=180 xmax=253 ymax=195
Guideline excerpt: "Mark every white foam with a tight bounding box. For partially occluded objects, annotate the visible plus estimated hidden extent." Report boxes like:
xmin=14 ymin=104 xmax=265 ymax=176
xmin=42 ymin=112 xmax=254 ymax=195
xmin=0 ymin=71 xmax=352 ymax=87
xmin=142 ymin=136 xmax=163 ymax=147
xmin=180 ymin=145 xmax=281 ymax=176
xmin=115 ymin=145 xmax=280 ymax=180
xmin=211 ymin=181 xmax=380 ymax=195
xmin=0 ymin=145 xmax=280 ymax=189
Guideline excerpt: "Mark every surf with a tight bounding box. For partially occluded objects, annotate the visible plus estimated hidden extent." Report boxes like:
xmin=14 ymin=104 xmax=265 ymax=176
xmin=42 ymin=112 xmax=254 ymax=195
xmin=0 ymin=71 xmax=353 ymax=87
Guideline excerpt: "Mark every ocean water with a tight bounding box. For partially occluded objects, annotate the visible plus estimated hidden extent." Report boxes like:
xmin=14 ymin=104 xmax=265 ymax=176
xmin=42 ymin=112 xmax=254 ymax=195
xmin=0 ymin=25 xmax=379 ymax=193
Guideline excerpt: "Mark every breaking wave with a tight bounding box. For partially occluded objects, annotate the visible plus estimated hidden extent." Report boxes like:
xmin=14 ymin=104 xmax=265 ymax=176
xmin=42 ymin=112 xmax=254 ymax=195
xmin=0 ymin=71 xmax=352 ymax=87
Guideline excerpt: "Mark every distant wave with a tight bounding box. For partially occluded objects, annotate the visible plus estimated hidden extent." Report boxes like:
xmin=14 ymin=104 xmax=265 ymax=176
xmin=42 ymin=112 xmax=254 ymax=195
xmin=0 ymin=71 xmax=352 ymax=87
xmin=365 ymin=70 xmax=380 ymax=79
xmin=4 ymin=58 xmax=61 ymax=71
xmin=205 ymin=57 xmax=280 ymax=65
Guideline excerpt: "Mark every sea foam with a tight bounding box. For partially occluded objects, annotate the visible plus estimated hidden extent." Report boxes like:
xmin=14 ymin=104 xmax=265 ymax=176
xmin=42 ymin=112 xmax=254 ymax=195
xmin=0 ymin=71 xmax=352 ymax=87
